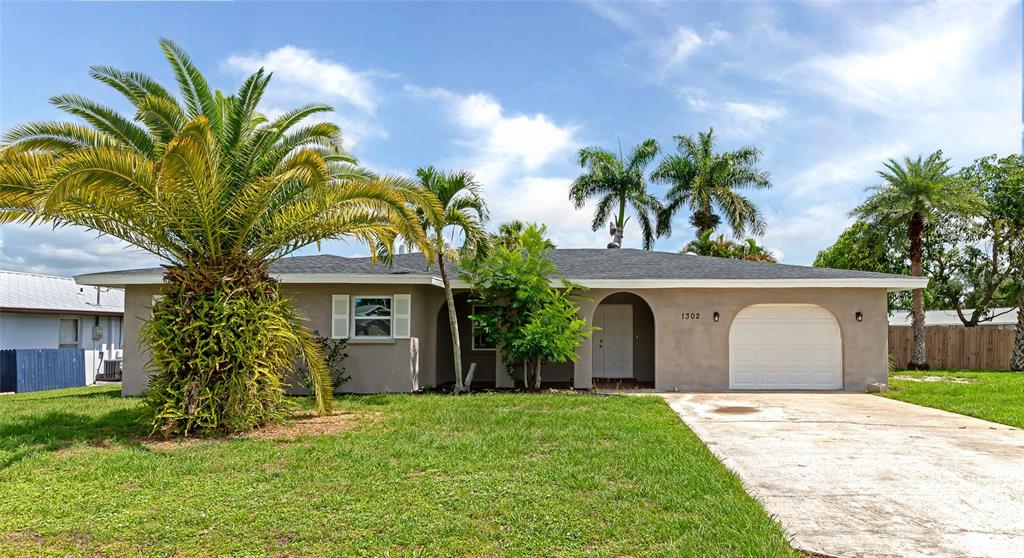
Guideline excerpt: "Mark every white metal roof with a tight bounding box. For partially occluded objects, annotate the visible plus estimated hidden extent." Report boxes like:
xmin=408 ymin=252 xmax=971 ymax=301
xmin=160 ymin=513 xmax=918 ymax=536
xmin=889 ymin=307 xmax=1019 ymax=327
xmin=0 ymin=270 xmax=124 ymax=315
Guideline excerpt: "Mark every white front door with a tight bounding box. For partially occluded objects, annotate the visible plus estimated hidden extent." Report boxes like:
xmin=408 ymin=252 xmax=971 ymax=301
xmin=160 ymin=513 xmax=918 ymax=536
xmin=729 ymin=304 xmax=843 ymax=390
xmin=593 ymin=304 xmax=634 ymax=378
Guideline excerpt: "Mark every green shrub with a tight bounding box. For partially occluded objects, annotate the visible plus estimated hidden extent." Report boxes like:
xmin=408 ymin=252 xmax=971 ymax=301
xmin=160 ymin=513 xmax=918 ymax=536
xmin=141 ymin=264 xmax=331 ymax=437
xmin=313 ymin=330 xmax=350 ymax=391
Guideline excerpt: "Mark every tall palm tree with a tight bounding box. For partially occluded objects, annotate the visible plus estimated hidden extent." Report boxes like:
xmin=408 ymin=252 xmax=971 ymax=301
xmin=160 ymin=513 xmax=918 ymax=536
xmin=415 ymin=166 xmax=489 ymax=393
xmin=652 ymin=128 xmax=772 ymax=240
xmin=0 ymin=40 xmax=439 ymax=434
xmin=852 ymin=151 xmax=976 ymax=370
xmin=569 ymin=139 xmax=662 ymax=249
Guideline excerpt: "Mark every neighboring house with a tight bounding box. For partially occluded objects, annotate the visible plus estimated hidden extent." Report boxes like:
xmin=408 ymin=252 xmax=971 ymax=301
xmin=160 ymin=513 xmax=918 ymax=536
xmin=75 ymin=249 xmax=925 ymax=396
xmin=889 ymin=308 xmax=1019 ymax=330
xmin=1 ymin=270 xmax=125 ymax=384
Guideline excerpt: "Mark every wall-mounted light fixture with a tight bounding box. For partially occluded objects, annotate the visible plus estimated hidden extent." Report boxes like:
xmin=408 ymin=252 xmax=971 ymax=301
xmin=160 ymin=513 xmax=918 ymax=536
xmin=713 ymin=311 xmax=720 ymax=322
xmin=855 ymin=311 xmax=863 ymax=322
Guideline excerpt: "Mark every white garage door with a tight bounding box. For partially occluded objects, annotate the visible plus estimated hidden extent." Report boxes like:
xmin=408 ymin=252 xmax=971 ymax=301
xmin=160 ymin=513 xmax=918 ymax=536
xmin=729 ymin=304 xmax=842 ymax=390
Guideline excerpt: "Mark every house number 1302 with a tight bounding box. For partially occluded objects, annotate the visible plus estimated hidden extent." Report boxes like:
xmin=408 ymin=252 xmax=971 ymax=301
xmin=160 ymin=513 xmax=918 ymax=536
xmin=681 ymin=312 xmax=701 ymax=320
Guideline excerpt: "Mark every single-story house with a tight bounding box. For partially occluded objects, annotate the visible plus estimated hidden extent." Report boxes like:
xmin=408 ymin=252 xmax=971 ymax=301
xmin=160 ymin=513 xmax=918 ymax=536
xmin=1 ymin=269 xmax=124 ymax=352
xmin=1 ymin=269 xmax=125 ymax=386
xmin=890 ymin=308 xmax=1019 ymax=330
xmin=74 ymin=249 xmax=926 ymax=396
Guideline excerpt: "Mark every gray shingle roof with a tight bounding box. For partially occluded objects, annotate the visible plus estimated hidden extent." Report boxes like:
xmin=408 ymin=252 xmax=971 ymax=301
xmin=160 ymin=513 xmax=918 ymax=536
xmin=74 ymin=248 xmax=916 ymax=284
xmin=1 ymin=270 xmax=124 ymax=314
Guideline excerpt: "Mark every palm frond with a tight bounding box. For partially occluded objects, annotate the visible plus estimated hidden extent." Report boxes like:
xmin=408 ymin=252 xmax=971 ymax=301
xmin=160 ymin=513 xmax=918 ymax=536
xmin=50 ymin=94 xmax=155 ymax=156
xmin=159 ymin=38 xmax=221 ymax=134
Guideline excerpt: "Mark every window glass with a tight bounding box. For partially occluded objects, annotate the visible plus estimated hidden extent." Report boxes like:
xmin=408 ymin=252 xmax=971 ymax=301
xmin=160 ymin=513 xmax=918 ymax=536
xmin=471 ymin=305 xmax=497 ymax=350
xmin=59 ymin=318 xmax=79 ymax=348
xmin=353 ymin=297 xmax=392 ymax=337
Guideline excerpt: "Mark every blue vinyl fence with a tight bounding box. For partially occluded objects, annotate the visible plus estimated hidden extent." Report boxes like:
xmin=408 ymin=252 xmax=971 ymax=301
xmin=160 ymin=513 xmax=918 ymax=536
xmin=0 ymin=348 xmax=85 ymax=393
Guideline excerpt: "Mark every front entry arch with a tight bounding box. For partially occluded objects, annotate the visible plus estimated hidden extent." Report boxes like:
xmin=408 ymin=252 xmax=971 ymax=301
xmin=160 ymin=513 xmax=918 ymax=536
xmin=591 ymin=292 xmax=655 ymax=383
xmin=729 ymin=303 xmax=842 ymax=390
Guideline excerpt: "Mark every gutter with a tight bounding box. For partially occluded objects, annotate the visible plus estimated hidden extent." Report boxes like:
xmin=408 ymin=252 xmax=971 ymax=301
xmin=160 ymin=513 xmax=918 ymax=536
xmin=76 ymin=271 xmax=928 ymax=292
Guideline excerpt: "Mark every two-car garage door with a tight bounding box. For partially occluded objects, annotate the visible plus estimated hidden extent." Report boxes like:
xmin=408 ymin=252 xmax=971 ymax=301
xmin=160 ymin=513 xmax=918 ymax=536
xmin=729 ymin=304 xmax=843 ymax=390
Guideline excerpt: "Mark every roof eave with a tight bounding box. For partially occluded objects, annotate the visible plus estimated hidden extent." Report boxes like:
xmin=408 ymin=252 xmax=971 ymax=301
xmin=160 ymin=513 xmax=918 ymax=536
xmin=74 ymin=271 xmax=442 ymax=288
xmin=76 ymin=272 xmax=928 ymax=291
xmin=448 ymin=277 xmax=929 ymax=290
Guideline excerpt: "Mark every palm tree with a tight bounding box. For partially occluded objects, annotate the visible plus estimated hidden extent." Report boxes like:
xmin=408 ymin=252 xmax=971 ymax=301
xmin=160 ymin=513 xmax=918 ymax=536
xmin=415 ymin=166 xmax=489 ymax=393
xmin=652 ymin=128 xmax=772 ymax=240
xmin=682 ymin=230 xmax=777 ymax=262
xmin=493 ymin=220 xmax=554 ymax=250
xmin=569 ymin=139 xmax=662 ymax=249
xmin=852 ymin=151 xmax=977 ymax=370
xmin=0 ymin=40 xmax=439 ymax=434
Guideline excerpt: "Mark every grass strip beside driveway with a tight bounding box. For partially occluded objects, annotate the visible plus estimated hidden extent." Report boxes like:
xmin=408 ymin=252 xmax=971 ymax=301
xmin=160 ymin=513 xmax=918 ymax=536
xmin=884 ymin=370 xmax=1024 ymax=428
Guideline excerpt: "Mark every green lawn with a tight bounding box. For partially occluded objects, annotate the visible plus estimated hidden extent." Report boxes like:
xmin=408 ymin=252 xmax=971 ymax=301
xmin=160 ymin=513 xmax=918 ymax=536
xmin=884 ymin=370 xmax=1024 ymax=428
xmin=0 ymin=386 xmax=797 ymax=557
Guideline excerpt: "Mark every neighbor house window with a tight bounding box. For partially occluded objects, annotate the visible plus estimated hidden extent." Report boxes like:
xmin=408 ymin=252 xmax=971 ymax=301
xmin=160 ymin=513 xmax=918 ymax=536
xmin=471 ymin=305 xmax=496 ymax=351
xmin=353 ymin=296 xmax=392 ymax=338
xmin=58 ymin=318 xmax=80 ymax=348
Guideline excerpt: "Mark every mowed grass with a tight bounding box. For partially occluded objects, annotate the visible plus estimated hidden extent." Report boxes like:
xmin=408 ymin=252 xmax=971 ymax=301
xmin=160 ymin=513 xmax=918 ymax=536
xmin=0 ymin=386 xmax=797 ymax=557
xmin=884 ymin=370 xmax=1024 ymax=428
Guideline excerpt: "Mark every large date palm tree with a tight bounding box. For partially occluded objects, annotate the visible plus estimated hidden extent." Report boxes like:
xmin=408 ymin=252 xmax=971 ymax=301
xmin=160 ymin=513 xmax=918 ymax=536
xmin=0 ymin=40 xmax=439 ymax=435
xmin=569 ymin=139 xmax=662 ymax=249
xmin=415 ymin=166 xmax=489 ymax=393
xmin=852 ymin=151 xmax=975 ymax=370
xmin=652 ymin=128 xmax=772 ymax=240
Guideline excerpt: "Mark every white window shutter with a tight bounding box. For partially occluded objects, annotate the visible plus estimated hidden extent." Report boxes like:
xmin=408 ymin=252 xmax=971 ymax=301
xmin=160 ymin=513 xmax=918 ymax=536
xmin=393 ymin=294 xmax=411 ymax=339
xmin=331 ymin=295 xmax=350 ymax=339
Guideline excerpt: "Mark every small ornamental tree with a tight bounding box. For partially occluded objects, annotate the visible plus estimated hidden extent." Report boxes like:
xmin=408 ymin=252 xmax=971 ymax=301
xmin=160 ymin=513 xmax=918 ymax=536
xmin=462 ymin=224 xmax=594 ymax=388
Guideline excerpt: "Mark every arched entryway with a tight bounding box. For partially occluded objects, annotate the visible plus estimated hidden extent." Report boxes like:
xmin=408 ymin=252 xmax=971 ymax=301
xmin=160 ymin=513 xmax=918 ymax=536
xmin=591 ymin=292 xmax=655 ymax=388
xmin=729 ymin=303 xmax=843 ymax=390
xmin=435 ymin=292 xmax=497 ymax=388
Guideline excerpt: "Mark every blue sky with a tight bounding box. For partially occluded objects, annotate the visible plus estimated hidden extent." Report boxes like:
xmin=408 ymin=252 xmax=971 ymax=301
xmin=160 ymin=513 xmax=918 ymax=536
xmin=1 ymin=0 xmax=1021 ymax=276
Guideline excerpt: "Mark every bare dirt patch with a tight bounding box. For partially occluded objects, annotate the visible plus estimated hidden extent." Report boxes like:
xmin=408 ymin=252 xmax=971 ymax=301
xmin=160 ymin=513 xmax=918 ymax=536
xmin=142 ymin=411 xmax=377 ymax=450
xmin=894 ymin=375 xmax=978 ymax=384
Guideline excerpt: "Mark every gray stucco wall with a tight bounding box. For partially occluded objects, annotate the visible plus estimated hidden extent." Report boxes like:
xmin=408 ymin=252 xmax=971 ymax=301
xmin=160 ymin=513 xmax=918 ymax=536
xmin=286 ymin=283 xmax=443 ymax=393
xmin=573 ymin=287 xmax=889 ymax=392
xmin=120 ymin=283 xmax=890 ymax=396
xmin=120 ymin=282 xmax=445 ymax=396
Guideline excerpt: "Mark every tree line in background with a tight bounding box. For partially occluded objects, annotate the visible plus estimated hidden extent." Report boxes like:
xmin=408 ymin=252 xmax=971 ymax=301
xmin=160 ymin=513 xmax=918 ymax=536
xmin=814 ymin=152 xmax=1024 ymax=371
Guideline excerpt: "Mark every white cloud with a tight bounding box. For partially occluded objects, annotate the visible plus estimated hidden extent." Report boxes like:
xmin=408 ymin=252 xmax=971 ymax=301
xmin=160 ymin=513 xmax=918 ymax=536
xmin=721 ymin=101 xmax=784 ymax=123
xmin=658 ymin=25 xmax=730 ymax=76
xmin=487 ymin=176 xmax=608 ymax=248
xmin=792 ymin=2 xmax=1014 ymax=114
xmin=406 ymin=85 xmax=579 ymax=185
xmin=679 ymin=88 xmax=786 ymax=138
xmin=760 ymin=203 xmax=853 ymax=265
xmin=0 ymin=225 xmax=159 ymax=277
xmin=224 ymin=46 xmax=393 ymax=151
xmin=667 ymin=27 xmax=705 ymax=66
xmin=585 ymin=0 xmax=647 ymax=35
xmin=225 ymin=46 xmax=378 ymax=113
xmin=789 ymin=143 xmax=907 ymax=198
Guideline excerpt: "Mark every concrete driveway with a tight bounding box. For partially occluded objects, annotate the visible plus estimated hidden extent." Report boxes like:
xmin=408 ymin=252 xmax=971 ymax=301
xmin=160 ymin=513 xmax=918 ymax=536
xmin=662 ymin=393 xmax=1024 ymax=558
